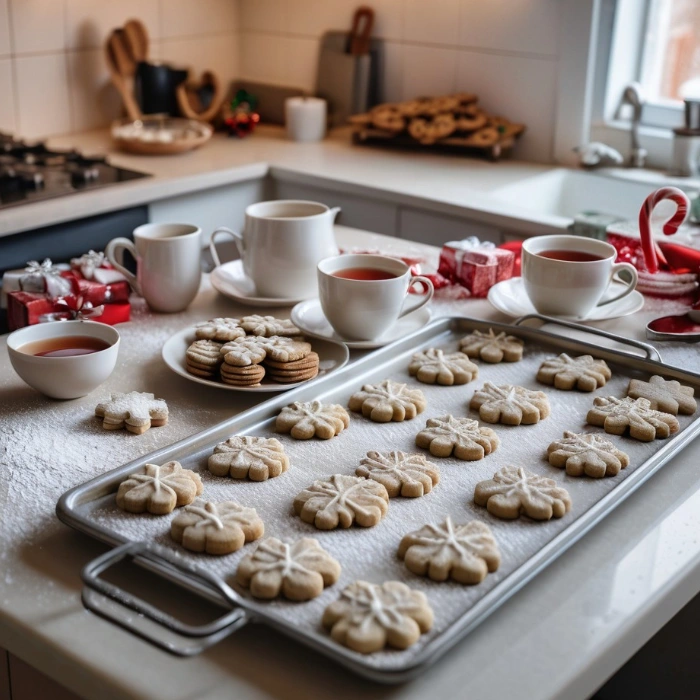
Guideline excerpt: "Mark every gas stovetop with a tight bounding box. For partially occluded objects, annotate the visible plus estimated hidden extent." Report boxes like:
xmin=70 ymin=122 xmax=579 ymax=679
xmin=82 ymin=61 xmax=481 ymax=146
xmin=0 ymin=132 xmax=150 ymax=209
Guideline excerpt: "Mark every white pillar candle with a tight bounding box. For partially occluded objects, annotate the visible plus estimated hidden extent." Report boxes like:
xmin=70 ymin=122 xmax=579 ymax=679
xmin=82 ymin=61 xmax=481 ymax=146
xmin=285 ymin=97 xmax=327 ymax=142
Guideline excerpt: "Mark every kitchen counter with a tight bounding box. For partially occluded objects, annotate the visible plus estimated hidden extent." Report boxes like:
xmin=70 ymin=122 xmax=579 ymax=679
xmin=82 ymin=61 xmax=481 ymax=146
xmin=0 ymin=126 xmax=569 ymax=239
xmin=2 ymin=226 xmax=700 ymax=700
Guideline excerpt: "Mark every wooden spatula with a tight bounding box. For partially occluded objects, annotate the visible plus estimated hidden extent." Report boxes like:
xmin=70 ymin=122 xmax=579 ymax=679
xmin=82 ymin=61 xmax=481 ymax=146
xmin=105 ymin=29 xmax=142 ymax=120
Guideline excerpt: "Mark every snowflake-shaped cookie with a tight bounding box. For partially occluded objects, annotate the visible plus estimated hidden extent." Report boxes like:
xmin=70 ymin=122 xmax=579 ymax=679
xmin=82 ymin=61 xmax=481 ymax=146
xmin=195 ymin=317 xmax=244 ymax=342
xmin=116 ymin=461 xmax=203 ymax=514
xmin=627 ymin=375 xmax=697 ymax=415
xmin=415 ymin=415 xmax=499 ymax=460
xmin=398 ymin=517 xmax=500 ymax=584
xmin=356 ymin=450 xmax=439 ymax=497
xmin=348 ymin=380 xmax=427 ymax=422
xmin=586 ymin=396 xmax=680 ymax=441
xmin=459 ymin=328 xmax=524 ymax=363
xmin=170 ymin=499 xmax=264 ymax=555
xmin=470 ymin=382 xmax=550 ymax=425
xmin=537 ymin=354 xmax=611 ymax=392
xmin=322 ymin=580 xmax=434 ymax=653
xmin=239 ymin=314 xmax=300 ymax=337
xmin=408 ymin=348 xmax=479 ymax=385
xmin=236 ymin=537 xmax=341 ymax=601
xmin=221 ymin=336 xmax=311 ymax=366
xmin=294 ymin=474 xmax=389 ymax=529
xmin=547 ymin=431 xmax=630 ymax=478
xmin=208 ymin=436 xmax=289 ymax=481
xmin=474 ymin=466 xmax=572 ymax=520
xmin=276 ymin=401 xmax=350 ymax=440
xmin=95 ymin=391 xmax=169 ymax=434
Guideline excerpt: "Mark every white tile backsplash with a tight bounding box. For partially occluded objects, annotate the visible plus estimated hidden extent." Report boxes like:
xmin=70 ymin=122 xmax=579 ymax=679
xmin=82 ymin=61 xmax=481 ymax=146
xmin=15 ymin=53 xmax=72 ymax=138
xmin=0 ymin=0 xmax=11 ymax=56
xmin=11 ymin=0 xmax=66 ymax=55
xmin=159 ymin=33 xmax=239 ymax=88
xmin=239 ymin=0 xmax=289 ymax=34
xmin=401 ymin=45 xmax=457 ymax=100
xmin=458 ymin=0 xmax=560 ymax=57
xmin=403 ymin=0 xmax=459 ymax=46
xmin=160 ymin=0 xmax=238 ymax=39
xmin=0 ymin=58 xmax=16 ymax=131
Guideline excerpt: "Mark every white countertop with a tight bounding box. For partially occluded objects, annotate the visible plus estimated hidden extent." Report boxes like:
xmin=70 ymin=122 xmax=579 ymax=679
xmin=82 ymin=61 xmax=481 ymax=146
xmin=2 ymin=227 xmax=700 ymax=700
xmin=0 ymin=126 xmax=570 ymax=239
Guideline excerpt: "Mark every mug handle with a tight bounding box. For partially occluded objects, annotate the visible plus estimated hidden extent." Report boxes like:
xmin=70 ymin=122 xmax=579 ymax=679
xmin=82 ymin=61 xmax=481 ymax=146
xmin=400 ymin=276 xmax=434 ymax=317
xmin=597 ymin=262 xmax=639 ymax=307
xmin=105 ymin=237 xmax=140 ymax=294
xmin=210 ymin=227 xmax=245 ymax=268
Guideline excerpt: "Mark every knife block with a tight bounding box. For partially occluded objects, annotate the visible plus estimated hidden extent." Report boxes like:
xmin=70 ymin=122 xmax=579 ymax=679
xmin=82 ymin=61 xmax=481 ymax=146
xmin=315 ymin=31 xmax=383 ymax=127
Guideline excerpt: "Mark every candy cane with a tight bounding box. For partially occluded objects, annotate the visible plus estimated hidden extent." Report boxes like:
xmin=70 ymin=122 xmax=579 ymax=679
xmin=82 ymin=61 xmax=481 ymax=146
xmin=639 ymin=186 xmax=690 ymax=274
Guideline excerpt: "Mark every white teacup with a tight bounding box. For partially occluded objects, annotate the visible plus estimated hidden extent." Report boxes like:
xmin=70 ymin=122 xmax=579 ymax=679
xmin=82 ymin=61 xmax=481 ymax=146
xmin=521 ymin=234 xmax=638 ymax=318
xmin=106 ymin=223 xmax=202 ymax=313
xmin=318 ymin=254 xmax=434 ymax=341
xmin=210 ymin=200 xmax=340 ymax=299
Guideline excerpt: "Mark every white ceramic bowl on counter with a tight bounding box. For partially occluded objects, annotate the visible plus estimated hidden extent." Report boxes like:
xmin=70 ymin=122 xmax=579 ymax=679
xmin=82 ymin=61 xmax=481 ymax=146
xmin=7 ymin=321 xmax=120 ymax=399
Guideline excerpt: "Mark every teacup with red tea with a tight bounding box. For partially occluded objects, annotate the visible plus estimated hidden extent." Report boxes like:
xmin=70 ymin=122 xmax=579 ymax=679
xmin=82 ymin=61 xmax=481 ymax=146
xmin=317 ymin=254 xmax=434 ymax=340
xmin=521 ymin=234 xmax=638 ymax=318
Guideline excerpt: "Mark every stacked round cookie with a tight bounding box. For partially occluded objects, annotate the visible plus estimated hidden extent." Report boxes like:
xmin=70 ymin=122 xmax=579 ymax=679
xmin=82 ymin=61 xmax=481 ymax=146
xmin=185 ymin=315 xmax=320 ymax=387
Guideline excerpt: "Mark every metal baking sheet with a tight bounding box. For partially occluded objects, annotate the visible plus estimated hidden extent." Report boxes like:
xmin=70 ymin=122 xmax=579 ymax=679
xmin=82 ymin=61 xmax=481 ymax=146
xmin=57 ymin=316 xmax=700 ymax=683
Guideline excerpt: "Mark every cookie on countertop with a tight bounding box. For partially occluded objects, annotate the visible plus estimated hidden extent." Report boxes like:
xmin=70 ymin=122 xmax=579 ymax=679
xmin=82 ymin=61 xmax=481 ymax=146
xmin=116 ymin=461 xmax=203 ymax=514
xmin=208 ymin=435 xmax=289 ymax=481
xmin=398 ymin=517 xmax=500 ymax=584
xmin=537 ymin=354 xmax=611 ymax=392
xmin=95 ymin=391 xmax=169 ymax=434
xmin=627 ymin=375 xmax=697 ymax=415
xmin=323 ymin=580 xmax=433 ymax=654
xmin=186 ymin=339 xmax=223 ymax=378
xmin=236 ymin=537 xmax=341 ymax=601
xmin=170 ymin=499 xmax=264 ymax=555
xmin=220 ymin=362 xmax=266 ymax=387
xmin=264 ymin=351 xmax=319 ymax=384
xmin=408 ymin=348 xmax=479 ymax=385
xmin=356 ymin=450 xmax=439 ymax=498
xmin=474 ymin=466 xmax=572 ymax=521
xmin=195 ymin=318 xmax=244 ymax=342
xmin=276 ymin=400 xmax=350 ymax=440
xmin=220 ymin=337 xmax=267 ymax=367
xmin=415 ymin=415 xmax=499 ymax=460
xmin=586 ymin=396 xmax=679 ymax=441
xmin=547 ymin=431 xmax=629 ymax=478
xmin=470 ymin=382 xmax=550 ymax=425
xmin=294 ymin=474 xmax=389 ymax=529
xmin=459 ymin=328 xmax=524 ymax=363
xmin=239 ymin=315 xmax=300 ymax=337
xmin=348 ymin=379 xmax=426 ymax=422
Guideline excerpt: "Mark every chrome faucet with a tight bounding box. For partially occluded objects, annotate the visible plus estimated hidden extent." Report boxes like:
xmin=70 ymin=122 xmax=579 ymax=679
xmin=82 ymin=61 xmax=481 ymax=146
xmin=617 ymin=82 xmax=648 ymax=168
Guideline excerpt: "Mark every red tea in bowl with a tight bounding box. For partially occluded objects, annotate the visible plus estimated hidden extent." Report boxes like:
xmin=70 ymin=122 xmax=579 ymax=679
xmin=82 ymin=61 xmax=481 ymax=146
xmin=19 ymin=336 xmax=111 ymax=358
xmin=537 ymin=249 xmax=605 ymax=262
xmin=332 ymin=267 xmax=398 ymax=281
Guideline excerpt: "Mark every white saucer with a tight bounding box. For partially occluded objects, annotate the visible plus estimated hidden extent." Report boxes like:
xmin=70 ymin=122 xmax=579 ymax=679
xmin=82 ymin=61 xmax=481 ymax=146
xmin=210 ymin=260 xmax=310 ymax=307
xmin=487 ymin=277 xmax=645 ymax=321
xmin=162 ymin=326 xmax=349 ymax=393
xmin=291 ymin=299 xmax=432 ymax=349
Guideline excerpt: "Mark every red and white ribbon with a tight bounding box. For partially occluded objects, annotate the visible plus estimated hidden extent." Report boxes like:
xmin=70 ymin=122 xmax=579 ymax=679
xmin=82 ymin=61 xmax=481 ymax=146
xmin=38 ymin=295 xmax=105 ymax=323
xmin=639 ymin=186 xmax=690 ymax=274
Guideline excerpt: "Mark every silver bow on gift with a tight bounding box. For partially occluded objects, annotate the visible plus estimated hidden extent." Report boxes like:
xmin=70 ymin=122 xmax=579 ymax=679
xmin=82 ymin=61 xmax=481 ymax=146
xmin=23 ymin=259 xmax=74 ymax=297
xmin=38 ymin=295 xmax=105 ymax=323
xmin=71 ymin=250 xmax=105 ymax=280
xmin=449 ymin=236 xmax=495 ymax=251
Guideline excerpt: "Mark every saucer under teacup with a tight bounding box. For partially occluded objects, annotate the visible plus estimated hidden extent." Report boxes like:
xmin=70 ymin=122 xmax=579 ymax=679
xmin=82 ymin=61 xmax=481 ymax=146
xmin=291 ymin=299 xmax=432 ymax=349
xmin=210 ymin=260 xmax=312 ymax=307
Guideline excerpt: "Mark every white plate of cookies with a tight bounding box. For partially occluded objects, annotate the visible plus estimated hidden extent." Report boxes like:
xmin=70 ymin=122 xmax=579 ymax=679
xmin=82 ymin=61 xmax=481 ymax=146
xmin=162 ymin=315 xmax=349 ymax=392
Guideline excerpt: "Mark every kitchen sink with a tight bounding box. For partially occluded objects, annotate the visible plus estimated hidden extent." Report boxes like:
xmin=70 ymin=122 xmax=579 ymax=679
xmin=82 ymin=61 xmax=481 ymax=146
xmin=490 ymin=168 xmax=661 ymax=220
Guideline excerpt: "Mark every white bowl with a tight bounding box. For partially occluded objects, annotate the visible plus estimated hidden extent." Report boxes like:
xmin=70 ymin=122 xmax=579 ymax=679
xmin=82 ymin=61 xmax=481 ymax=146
xmin=7 ymin=321 xmax=120 ymax=399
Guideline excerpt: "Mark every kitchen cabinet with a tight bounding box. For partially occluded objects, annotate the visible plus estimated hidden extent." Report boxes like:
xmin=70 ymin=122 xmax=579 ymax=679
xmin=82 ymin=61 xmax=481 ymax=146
xmin=0 ymin=648 xmax=8 ymax=700
xmin=0 ymin=648 xmax=78 ymax=700
xmin=149 ymin=178 xmax=270 ymax=244
xmin=397 ymin=207 xmax=502 ymax=245
xmin=272 ymin=180 xmax=398 ymax=236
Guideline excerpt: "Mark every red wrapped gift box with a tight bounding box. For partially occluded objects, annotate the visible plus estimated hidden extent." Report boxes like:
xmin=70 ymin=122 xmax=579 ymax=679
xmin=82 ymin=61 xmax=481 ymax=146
xmin=457 ymin=251 xmax=497 ymax=298
xmin=438 ymin=240 xmax=515 ymax=296
xmin=7 ymin=291 xmax=130 ymax=330
xmin=61 ymin=270 xmax=130 ymax=305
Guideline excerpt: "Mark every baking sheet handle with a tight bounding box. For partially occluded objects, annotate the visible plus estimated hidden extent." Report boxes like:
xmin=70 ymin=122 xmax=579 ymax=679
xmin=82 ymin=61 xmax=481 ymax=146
xmin=81 ymin=541 xmax=247 ymax=656
xmin=514 ymin=314 xmax=663 ymax=363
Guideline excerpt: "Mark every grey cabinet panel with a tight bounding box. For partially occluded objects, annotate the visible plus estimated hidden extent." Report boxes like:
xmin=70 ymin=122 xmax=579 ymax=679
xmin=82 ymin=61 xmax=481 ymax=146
xmin=398 ymin=207 xmax=502 ymax=246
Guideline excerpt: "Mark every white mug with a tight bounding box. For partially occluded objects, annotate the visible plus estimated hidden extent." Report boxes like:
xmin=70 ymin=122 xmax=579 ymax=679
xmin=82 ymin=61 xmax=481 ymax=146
xmin=106 ymin=223 xmax=202 ymax=313
xmin=521 ymin=234 xmax=638 ymax=318
xmin=318 ymin=254 xmax=434 ymax=341
xmin=210 ymin=200 xmax=340 ymax=299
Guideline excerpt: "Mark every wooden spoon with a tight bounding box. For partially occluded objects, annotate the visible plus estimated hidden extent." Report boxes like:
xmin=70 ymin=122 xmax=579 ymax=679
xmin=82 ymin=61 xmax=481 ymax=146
xmin=176 ymin=70 xmax=225 ymax=123
xmin=105 ymin=29 xmax=141 ymax=120
xmin=123 ymin=19 xmax=149 ymax=64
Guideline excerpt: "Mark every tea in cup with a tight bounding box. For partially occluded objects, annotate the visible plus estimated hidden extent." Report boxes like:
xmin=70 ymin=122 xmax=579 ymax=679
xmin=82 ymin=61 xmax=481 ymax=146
xmin=317 ymin=254 xmax=434 ymax=341
xmin=521 ymin=235 xmax=638 ymax=318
